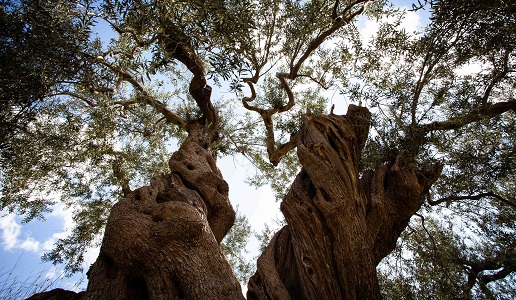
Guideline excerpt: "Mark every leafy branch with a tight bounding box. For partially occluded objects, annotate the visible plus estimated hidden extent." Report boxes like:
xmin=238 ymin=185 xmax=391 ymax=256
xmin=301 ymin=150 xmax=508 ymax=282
xmin=428 ymin=191 xmax=516 ymax=209
xmin=419 ymin=99 xmax=516 ymax=132
xmin=81 ymin=52 xmax=188 ymax=129
xmin=242 ymin=0 xmax=371 ymax=165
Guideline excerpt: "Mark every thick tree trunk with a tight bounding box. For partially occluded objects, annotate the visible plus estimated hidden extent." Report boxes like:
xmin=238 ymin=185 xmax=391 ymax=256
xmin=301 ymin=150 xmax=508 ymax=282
xmin=247 ymin=105 xmax=442 ymax=300
xmin=29 ymin=105 xmax=441 ymax=300
xmin=82 ymin=125 xmax=244 ymax=300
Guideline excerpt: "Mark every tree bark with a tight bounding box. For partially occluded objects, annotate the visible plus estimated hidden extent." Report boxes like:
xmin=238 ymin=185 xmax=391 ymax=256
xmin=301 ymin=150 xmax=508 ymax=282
xmin=247 ymin=105 xmax=442 ymax=300
xmin=82 ymin=125 xmax=244 ymax=300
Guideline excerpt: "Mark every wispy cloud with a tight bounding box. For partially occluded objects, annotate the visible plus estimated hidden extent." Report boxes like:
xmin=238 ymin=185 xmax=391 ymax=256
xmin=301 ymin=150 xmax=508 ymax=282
xmin=40 ymin=204 xmax=75 ymax=252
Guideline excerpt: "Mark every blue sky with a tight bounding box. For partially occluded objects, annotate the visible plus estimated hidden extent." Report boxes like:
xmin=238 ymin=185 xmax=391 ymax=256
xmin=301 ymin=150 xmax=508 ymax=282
xmin=1 ymin=1 xmax=427 ymax=296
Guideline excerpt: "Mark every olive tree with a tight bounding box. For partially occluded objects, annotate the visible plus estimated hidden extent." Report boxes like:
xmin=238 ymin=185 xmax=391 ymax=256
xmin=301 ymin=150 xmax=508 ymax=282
xmin=1 ymin=0 xmax=514 ymax=299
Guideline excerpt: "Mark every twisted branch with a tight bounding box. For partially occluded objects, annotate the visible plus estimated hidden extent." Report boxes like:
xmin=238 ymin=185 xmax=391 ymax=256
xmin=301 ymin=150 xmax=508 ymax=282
xmin=161 ymin=23 xmax=218 ymax=128
xmin=459 ymin=254 xmax=516 ymax=297
xmin=241 ymin=1 xmax=371 ymax=165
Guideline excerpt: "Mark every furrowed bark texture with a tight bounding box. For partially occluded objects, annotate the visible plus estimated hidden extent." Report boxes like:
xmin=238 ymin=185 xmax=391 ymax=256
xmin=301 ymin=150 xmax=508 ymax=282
xmin=81 ymin=127 xmax=244 ymax=300
xmin=247 ymin=105 xmax=442 ymax=300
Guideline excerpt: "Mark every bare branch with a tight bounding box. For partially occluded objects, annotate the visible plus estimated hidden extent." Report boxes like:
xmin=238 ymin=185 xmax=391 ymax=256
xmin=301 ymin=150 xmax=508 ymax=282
xmin=269 ymin=133 xmax=300 ymax=166
xmin=297 ymin=73 xmax=334 ymax=89
xmin=48 ymin=91 xmax=98 ymax=107
xmin=332 ymin=0 xmax=341 ymax=19
xmin=414 ymin=213 xmax=438 ymax=250
xmin=480 ymin=264 xmax=516 ymax=285
xmin=240 ymin=72 xmax=300 ymax=166
xmin=276 ymin=73 xmax=295 ymax=112
xmin=241 ymin=79 xmax=264 ymax=114
xmin=104 ymin=19 xmax=160 ymax=47
xmin=411 ymin=19 xmax=473 ymax=127
xmin=113 ymin=100 xmax=139 ymax=107
xmin=241 ymin=1 xmax=370 ymax=165
xmin=481 ymin=49 xmax=512 ymax=106
xmin=428 ymin=192 xmax=516 ymax=209
xmin=458 ymin=255 xmax=515 ymax=299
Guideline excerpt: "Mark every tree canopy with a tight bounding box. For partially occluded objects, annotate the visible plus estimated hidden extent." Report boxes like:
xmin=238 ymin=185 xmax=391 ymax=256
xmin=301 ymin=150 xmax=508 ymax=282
xmin=1 ymin=0 xmax=515 ymax=298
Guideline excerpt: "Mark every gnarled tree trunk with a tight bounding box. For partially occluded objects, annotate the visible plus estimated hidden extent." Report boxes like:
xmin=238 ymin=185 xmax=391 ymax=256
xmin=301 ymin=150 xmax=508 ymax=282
xmin=29 ymin=105 xmax=441 ymax=300
xmin=247 ymin=105 xmax=442 ymax=300
xmin=83 ymin=124 xmax=244 ymax=300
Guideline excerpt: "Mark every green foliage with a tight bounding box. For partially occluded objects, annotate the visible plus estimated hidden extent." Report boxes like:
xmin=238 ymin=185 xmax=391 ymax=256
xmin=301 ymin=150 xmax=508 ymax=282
xmin=1 ymin=0 xmax=515 ymax=295
xmin=255 ymin=215 xmax=286 ymax=253
xmin=246 ymin=148 xmax=300 ymax=201
xmin=379 ymin=208 xmax=516 ymax=299
xmin=220 ymin=207 xmax=255 ymax=286
xmin=379 ymin=218 xmax=466 ymax=299
xmin=430 ymin=0 xmax=516 ymax=62
xmin=350 ymin=1 xmax=516 ymax=296
xmin=0 ymin=0 xmax=92 ymax=160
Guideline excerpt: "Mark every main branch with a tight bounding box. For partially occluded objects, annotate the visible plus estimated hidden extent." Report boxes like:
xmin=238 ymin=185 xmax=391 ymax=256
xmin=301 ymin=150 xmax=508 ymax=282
xmin=420 ymin=99 xmax=516 ymax=132
xmin=248 ymin=105 xmax=442 ymax=299
xmin=160 ymin=24 xmax=218 ymax=129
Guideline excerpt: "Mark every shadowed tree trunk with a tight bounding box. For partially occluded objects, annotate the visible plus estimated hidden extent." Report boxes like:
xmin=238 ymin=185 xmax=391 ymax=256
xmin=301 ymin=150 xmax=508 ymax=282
xmin=28 ymin=106 xmax=441 ymax=300
xmin=247 ymin=105 xmax=442 ymax=300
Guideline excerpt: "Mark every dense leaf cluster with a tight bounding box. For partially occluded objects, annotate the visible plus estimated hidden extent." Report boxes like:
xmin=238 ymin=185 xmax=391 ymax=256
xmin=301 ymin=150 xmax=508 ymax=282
xmin=0 ymin=0 xmax=91 ymax=159
xmin=349 ymin=1 xmax=516 ymax=297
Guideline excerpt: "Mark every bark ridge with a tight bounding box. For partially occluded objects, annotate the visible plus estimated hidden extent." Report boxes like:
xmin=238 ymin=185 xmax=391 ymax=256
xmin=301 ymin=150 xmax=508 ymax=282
xmin=83 ymin=131 xmax=243 ymax=300
xmin=247 ymin=105 xmax=442 ymax=300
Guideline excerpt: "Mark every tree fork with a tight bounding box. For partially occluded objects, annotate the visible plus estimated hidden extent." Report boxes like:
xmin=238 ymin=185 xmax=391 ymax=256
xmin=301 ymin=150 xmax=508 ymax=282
xmin=29 ymin=106 xmax=441 ymax=300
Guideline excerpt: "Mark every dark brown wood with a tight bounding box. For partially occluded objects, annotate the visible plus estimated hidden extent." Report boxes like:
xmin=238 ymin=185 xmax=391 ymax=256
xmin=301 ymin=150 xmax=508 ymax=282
xmin=248 ymin=105 xmax=442 ymax=300
xmin=81 ymin=127 xmax=243 ymax=300
xmin=26 ymin=289 xmax=84 ymax=300
xmin=30 ymin=106 xmax=442 ymax=300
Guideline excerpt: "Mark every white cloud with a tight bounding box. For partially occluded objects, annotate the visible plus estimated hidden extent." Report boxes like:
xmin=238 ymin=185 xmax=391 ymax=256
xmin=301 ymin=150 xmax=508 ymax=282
xmin=0 ymin=213 xmax=19 ymax=249
xmin=83 ymin=244 xmax=101 ymax=270
xmin=248 ymin=186 xmax=281 ymax=232
xmin=41 ymin=204 xmax=100 ymax=271
xmin=0 ymin=203 xmax=79 ymax=256
xmin=18 ymin=237 xmax=40 ymax=252
xmin=454 ymin=62 xmax=483 ymax=76
xmin=0 ymin=212 xmax=40 ymax=252
xmin=400 ymin=10 xmax=421 ymax=33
